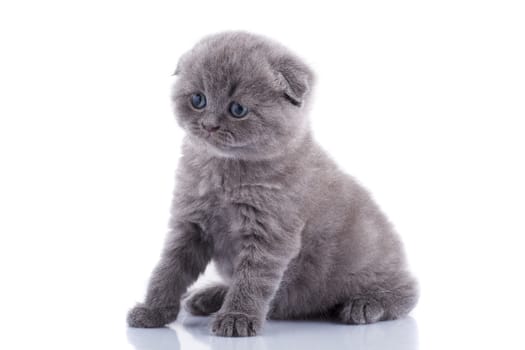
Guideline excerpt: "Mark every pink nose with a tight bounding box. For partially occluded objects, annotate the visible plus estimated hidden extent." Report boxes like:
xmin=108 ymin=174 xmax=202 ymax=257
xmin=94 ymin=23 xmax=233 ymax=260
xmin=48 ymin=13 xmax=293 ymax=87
xmin=201 ymin=122 xmax=220 ymax=132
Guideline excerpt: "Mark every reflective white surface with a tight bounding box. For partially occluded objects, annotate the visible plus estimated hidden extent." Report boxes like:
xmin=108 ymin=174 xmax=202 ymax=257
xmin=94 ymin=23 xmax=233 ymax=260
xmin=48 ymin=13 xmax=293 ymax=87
xmin=127 ymin=311 xmax=419 ymax=350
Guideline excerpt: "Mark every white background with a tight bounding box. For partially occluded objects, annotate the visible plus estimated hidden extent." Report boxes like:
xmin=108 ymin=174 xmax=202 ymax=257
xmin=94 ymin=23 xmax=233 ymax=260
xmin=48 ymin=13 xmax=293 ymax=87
xmin=1 ymin=1 xmax=524 ymax=349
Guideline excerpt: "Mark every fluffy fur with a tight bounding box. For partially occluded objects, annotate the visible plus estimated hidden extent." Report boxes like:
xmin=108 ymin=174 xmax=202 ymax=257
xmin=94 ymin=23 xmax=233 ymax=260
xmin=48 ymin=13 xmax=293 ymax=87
xmin=127 ymin=31 xmax=418 ymax=337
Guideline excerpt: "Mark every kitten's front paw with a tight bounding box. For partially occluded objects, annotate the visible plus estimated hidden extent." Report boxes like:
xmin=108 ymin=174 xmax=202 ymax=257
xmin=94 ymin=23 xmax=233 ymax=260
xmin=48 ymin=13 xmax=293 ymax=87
xmin=127 ymin=303 xmax=179 ymax=328
xmin=211 ymin=311 xmax=261 ymax=337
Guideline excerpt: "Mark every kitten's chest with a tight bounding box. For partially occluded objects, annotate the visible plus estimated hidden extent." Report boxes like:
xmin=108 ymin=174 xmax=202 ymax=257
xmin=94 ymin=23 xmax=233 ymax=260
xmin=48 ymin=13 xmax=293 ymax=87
xmin=195 ymin=165 xmax=235 ymax=198
xmin=183 ymin=156 xmax=290 ymax=279
xmin=184 ymin=155 xmax=282 ymax=236
xmin=193 ymin=157 xmax=261 ymax=205
xmin=193 ymin=167 xmax=248 ymax=278
xmin=192 ymin=160 xmax=269 ymax=245
xmin=190 ymin=160 xmax=235 ymax=223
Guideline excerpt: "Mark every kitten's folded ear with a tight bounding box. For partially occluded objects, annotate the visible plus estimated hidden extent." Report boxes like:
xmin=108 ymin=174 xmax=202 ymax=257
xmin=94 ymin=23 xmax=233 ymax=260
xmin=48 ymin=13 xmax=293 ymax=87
xmin=173 ymin=64 xmax=181 ymax=76
xmin=173 ymin=52 xmax=190 ymax=76
xmin=271 ymin=56 xmax=313 ymax=107
xmin=173 ymin=59 xmax=183 ymax=76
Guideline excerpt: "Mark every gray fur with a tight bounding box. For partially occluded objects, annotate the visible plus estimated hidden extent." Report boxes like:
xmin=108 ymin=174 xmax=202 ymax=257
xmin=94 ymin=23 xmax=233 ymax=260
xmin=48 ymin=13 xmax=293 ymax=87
xmin=127 ymin=31 xmax=418 ymax=336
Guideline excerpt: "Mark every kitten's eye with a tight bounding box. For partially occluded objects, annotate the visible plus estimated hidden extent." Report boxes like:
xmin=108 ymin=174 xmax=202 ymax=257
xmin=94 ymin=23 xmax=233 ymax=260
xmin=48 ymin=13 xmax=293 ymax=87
xmin=190 ymin=93 xmax=207 ymax=109
xmin=229 ymin=102 xmax=248 ymax=118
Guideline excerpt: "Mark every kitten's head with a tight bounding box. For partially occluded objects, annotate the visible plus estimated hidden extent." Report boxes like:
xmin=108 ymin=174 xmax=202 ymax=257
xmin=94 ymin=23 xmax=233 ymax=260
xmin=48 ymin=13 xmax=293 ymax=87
xmin=172 ymin=31 xmax=314 ymax=160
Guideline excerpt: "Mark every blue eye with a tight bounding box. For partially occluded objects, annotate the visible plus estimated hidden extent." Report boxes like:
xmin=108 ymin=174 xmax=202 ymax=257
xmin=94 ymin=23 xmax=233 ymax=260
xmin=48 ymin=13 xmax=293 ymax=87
xmin=190 ymin=93 xmax=206 ymax=109
xmin=229 ymin=102 xmax=248 ymax=118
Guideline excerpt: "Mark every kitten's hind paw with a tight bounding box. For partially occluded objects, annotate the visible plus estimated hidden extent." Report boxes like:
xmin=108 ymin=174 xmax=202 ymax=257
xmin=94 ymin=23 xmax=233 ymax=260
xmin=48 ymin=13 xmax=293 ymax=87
xmin=184 ymin=284 xmax=228 ymax=316
xmin=338 ymin=298 xmax=385 ymax=325
xmin=127 ymin=303 xmax=179 ymax=328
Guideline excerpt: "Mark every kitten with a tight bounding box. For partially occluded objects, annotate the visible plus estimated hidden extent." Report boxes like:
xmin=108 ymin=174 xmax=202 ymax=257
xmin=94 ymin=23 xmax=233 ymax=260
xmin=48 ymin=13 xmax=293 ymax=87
xmin=127 ymin=31 xmax=418 ymax=337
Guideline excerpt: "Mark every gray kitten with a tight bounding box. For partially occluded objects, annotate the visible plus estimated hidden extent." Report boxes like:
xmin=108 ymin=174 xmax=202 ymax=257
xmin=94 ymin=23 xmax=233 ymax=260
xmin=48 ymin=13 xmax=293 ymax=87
xmin=127 ymin=31 xmax=418 ymax=337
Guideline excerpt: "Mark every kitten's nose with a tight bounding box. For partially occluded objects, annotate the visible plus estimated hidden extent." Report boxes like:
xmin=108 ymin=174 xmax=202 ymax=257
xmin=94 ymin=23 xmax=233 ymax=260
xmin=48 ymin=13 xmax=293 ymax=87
xmin=201 ymin=122 xmax=220 ymax=132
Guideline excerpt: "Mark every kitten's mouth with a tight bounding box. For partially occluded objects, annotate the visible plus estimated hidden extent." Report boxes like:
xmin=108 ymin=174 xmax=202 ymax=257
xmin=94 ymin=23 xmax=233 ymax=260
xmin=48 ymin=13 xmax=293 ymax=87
xmin=198 ymin=130 xmax=248 ymax=150
xmin=187 ymin=124 xmax=251 ymax=151
xmin=202 ymin=132 xmax=255 ymax=151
